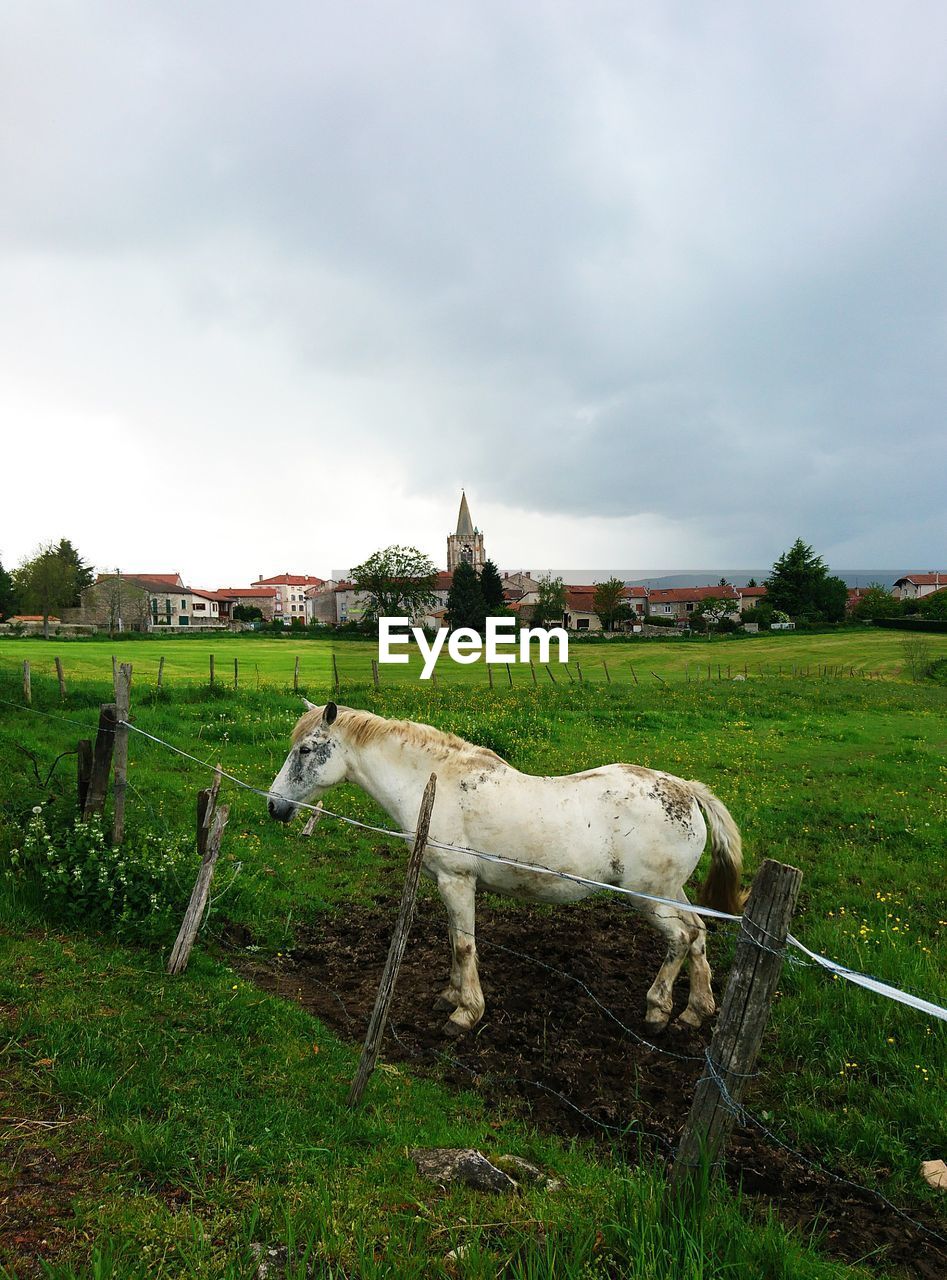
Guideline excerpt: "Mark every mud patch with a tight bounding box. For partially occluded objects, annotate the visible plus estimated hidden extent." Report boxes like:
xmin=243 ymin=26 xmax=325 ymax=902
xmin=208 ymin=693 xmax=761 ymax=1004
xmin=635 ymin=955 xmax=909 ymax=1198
xmin=233 ymin=897 xmax=946 ymax=1279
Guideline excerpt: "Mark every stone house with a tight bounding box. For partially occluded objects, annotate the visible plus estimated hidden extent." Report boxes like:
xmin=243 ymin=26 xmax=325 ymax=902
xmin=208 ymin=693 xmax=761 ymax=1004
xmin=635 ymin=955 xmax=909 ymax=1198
xmin=252 ymin=574 xmax=324 ymax=625
xmin=646 ymin=585 xmax=741 ymax=623
xmin=893 ymin=572 xmax=945 ymax=601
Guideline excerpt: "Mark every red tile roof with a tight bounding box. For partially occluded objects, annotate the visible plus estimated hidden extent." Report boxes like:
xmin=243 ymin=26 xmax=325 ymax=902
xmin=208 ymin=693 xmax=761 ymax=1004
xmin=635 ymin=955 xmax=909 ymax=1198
xmin=895 ymin=573 xmax=945 ymax=586
xmin=648 ymin=585 xmax=740 ymax=603
xmin=740 ymin=586 xmax=768 ymax=598
xmin=253 ymin=574 xmax=324 ymax=587
xmin=119 ymin=573 xmax=184 ymax=588
xmin=217 ymin=586 xmax=278 ymax=598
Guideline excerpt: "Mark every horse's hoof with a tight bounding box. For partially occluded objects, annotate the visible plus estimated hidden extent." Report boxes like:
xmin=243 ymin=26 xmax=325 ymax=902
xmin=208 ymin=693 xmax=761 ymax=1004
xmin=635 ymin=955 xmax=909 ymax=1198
xmin=672 ymin=1011 xmax=702 ymax=1032
xmin=644 ymin=1011 xmax=671 ymax=1033
xmin=442 ymin=1018 xmax=468 ymax=1039
xmin=433 ymin=995 xmax=457 ymax=1013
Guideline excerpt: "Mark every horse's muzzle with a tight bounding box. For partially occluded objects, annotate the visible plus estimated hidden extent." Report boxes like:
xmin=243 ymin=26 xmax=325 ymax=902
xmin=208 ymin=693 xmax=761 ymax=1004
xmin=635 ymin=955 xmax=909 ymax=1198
xmin=267 ymin=796 xmax=297 ymax=823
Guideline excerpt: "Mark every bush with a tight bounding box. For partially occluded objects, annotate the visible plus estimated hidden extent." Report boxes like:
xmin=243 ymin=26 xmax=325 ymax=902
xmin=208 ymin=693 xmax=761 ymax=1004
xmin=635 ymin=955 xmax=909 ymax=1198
xmin=8 ymin=810 xmax=194 ymax=941
xmin=644 ymin=615 xmax=678 ymax=628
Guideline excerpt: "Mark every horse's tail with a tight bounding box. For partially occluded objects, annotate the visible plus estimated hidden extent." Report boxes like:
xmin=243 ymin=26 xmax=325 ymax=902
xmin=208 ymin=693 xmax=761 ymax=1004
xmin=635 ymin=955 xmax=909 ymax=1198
xmin=690 ymin=781 xmax=747 ymax=916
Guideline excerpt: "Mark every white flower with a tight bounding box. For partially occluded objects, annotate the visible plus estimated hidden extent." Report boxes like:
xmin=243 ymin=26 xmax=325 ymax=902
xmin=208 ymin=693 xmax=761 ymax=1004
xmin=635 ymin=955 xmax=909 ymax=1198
xmin=32 ymin=806 xmax=43 ymax=815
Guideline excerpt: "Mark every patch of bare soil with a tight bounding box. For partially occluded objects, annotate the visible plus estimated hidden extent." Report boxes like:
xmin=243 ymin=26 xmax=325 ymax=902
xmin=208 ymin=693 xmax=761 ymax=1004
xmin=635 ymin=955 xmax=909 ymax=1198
xmin=233 ymin=896 xmax=946 ymax=1279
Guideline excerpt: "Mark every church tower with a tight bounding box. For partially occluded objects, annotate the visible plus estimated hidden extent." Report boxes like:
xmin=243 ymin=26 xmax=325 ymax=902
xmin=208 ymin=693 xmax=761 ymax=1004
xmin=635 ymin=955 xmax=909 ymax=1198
xmin=447 ymin=491 xmax=485 ymax=573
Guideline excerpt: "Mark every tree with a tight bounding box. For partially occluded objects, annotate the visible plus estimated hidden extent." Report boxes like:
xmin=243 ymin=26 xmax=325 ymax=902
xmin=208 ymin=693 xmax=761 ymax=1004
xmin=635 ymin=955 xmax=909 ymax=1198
xmin=13 ymin=543 xmax=78 ymax=638
xmin=0 ymin=556 xmax=17 ymax=620
xmin=446 ymin=561 xmax=487 ymax=631
xmin=593 ymin=578 xmax=630 ymax=632
xmin=479 ymin=559 xmax=506 ymax=613
xmin=532 ymin=575 xmax=567 ymax=628
xmin=918 ymin=588 xmax=947 ymax=620
xmin=746 ymin=577 xmax=758 ymax=588
xmin=54 ymin=539 xmax=94 ymax=605
xmin=851 ymin=584 xmax=901 ymax=622
xmin=350 ymin=545 xmax=438 ymax=625
xmin=695 ymin=595 xmax=737 ymax=633
xmin=233 ymin=604 xmax=263 ymax=623
xmin=765 ymin=539 xmax=840 ymax=621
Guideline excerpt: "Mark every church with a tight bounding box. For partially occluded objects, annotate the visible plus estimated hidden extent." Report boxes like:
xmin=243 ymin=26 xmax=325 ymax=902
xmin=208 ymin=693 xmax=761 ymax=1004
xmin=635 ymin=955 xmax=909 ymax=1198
xmin=446 ymin=491 xmax=485 ymax=573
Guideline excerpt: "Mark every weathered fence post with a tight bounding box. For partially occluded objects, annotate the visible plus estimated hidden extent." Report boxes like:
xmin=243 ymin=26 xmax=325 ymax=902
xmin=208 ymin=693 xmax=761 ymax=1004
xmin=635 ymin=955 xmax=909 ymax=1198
xmin=603 ymin=661 xmax=611 ymax=684
xmin=671 ymin=858 xmax=803 ymax=1196
xmin=234 ymin=657 xmax=239 ymax=689
xmin=301 ymin=800 xmax=324 ymax=837
xmin=157 ymin=656 xmax=165 ymax=691
xmin=372 ymin=659 xmax=379 ymax=689
xmin=55 ymin=657 xmax=66 ymax=699
xmin=529 ymin=659 xmax=537 ymax=687
xmin=83 ymin=704 xmax=118 ymax=820
xmin=294 ymin=656 xmax=300 ymax=693
xmin=168 ymin=772 xmax=229 ymax=976
xmin=576 ymin=662 xmax=583 ymax=683
xmin=209 ymin=654 xmax=215 ymax=688
xmin=77 ymin=740 xmax=93 ymax=812
xmin=651 ymin=671 xmax=666 ymax=685
xmin=348 ymin=774 xmax=437 ymax=1107
xmin=506 ymin=662 xmax=513 ymax=687
xmin=111 ymin=664 xmax=132 ymax=846
xmin=545 ymin=664 xmax=556 ymax=684
xmin=332 ymin=652 xmax=341 ymax=696
xmin=629 ymin=665 xmax=639 ymax=685
xmin=487 ymin=664 xmax=494 ymax=689
xmin=112 ymin=655 xmax=117 ymax=692
xmin=22 ymin=660 xmax=31 ymax=705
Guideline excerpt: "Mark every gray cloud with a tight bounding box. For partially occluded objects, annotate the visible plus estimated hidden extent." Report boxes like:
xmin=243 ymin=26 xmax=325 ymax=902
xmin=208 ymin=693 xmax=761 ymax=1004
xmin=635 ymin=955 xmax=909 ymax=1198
xmin=1 ymin=1 xmax=945 ymax=572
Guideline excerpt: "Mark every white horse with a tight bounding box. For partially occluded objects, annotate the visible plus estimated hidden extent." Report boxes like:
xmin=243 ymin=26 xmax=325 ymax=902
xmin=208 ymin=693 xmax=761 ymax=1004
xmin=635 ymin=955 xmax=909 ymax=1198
xmin=267 ymin=702 xmax=745 ymax=1036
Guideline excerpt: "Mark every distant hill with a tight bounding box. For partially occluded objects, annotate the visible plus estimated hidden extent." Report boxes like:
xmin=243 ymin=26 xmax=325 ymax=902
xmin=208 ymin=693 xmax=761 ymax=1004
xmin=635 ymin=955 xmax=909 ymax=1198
xmin=538 ymin=569 xmax=905 ymax=589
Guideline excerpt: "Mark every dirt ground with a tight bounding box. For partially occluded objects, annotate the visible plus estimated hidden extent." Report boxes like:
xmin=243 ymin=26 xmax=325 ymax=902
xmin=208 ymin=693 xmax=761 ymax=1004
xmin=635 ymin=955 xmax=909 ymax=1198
xmin=235 ymin=891 xmax=947 ymax=1280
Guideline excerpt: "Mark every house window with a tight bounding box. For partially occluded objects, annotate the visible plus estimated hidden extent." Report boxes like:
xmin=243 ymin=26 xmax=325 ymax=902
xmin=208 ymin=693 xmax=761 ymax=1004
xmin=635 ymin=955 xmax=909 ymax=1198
xmin=193 ymin=602 xmax=206 ymax=612
xmin=577 ymin=618 xmax=590 ymax=631
xmin=181 ymin=600 xmax=187 ymax=609
xmin=686 ymin=602 xmax=694 ymax=612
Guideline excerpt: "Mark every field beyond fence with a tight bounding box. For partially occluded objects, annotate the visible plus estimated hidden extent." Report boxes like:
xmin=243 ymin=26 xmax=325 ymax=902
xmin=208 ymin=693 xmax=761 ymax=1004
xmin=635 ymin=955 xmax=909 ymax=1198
xmin=0 ymin=631 xmax=945 ymax=1279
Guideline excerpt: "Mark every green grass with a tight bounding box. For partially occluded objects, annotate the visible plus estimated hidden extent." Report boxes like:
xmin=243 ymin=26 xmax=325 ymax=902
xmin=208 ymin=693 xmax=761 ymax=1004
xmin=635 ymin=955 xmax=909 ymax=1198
xmin=1 ymin=625 xmax=945 ymax=692
xmin=1 ymin=634 xmax=946 ymax=1276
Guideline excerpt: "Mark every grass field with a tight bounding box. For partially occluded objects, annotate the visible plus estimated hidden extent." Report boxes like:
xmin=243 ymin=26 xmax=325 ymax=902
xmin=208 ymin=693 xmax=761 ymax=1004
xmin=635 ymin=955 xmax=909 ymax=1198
xmin=0 ymin=631 xmax=945 ymax=1277
xmin=1 ymin=626 xmax=945 ymax=692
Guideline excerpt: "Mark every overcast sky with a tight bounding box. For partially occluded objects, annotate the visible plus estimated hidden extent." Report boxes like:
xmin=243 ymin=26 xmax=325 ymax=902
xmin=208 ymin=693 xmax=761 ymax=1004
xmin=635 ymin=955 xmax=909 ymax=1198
xmin=2 ymin=2 xmax=945 ymax=585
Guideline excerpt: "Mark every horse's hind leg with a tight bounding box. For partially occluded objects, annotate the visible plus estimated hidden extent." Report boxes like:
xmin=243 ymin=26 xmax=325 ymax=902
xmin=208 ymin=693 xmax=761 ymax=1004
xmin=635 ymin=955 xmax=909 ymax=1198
xmin=436 ymin=873 xmax=484 ymax=1035
xmin=434 ymin=924 xmax=463 ymax=1012
xmin=677 ymin=896 xmax=715 ymax=1030
xmin=639 ymin=902 xmax=700 ymax=1031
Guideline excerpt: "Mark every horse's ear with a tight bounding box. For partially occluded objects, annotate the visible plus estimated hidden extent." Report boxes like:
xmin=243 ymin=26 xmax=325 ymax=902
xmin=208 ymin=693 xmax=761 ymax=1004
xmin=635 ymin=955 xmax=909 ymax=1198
xmin=302 ymin=698 xmax=317 ymax=712
xmin=324 ymin=701 xmax=338 ymax=726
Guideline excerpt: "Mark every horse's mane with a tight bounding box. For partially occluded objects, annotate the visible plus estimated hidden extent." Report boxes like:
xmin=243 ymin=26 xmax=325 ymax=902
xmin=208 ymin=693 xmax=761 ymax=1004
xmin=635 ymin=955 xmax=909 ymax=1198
xmin=292 ymin=705 xmax=506 ymax=767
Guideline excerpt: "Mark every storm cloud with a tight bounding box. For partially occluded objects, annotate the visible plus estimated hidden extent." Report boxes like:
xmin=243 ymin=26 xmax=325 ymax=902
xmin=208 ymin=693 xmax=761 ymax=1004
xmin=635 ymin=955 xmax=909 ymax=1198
xmin=2 ymin=2 xmax=945 ymax=579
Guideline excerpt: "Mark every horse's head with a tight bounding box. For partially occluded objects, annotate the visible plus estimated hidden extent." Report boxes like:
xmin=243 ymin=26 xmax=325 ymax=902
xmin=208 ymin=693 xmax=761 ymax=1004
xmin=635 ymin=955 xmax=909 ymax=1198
xmin=267 ymin=700 xmax=345 ymax=822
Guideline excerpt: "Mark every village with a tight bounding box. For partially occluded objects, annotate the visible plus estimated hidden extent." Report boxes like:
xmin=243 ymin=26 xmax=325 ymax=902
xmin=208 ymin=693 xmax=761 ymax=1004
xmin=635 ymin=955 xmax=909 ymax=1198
xmin=13 ymin=494 xmax=938 ymax=637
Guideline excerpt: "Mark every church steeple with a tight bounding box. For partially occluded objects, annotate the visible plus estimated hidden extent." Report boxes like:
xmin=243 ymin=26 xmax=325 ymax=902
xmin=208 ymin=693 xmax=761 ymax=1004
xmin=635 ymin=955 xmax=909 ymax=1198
xmin=456 ymin=490 xmax=474 ymax=537
xmin=447 ymin=490 xmax=485 ymax=573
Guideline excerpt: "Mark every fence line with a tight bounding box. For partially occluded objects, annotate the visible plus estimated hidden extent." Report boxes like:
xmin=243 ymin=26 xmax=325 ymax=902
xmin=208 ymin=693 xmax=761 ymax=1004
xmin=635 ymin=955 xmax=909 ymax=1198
xmin=1 ymin=691 xmax=945 ymax=1024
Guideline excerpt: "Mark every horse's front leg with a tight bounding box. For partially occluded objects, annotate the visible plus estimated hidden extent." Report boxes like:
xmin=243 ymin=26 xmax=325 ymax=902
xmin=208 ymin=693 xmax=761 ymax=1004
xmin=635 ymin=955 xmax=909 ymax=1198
xmin=435 ymin=872 xmax=484 ymax=1036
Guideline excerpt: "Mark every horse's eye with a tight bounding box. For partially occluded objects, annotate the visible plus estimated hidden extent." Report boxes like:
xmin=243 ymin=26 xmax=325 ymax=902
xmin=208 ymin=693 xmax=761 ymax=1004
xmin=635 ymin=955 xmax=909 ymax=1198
xmin=299 ymin=745 xmax=311 ymax=755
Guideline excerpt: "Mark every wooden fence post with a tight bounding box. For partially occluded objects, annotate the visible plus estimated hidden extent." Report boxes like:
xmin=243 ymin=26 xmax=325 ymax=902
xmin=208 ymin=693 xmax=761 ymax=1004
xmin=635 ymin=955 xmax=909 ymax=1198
xmin=77 ymin=740 xmax=93 ymax=812
xmin=348 ymin=774 xmax=437 ymax=1107
xmin=209 ymin=654 xmax=215 ymax=688
xmin=629 ymin=665 xmax=638 ymax=685
xmin=294 ymin=656 xmax=300 ymax=693
xmin=603 ymin=661 xmax=610 ymax=684
xmin=576 ymin=662 xmax=583 ymax=683
xmin=506 ymin=662 xmax=513 ymax=687
xmin=301 ymin=800 xmax=324 ymax=837
xmin=83 ymin=704 xmax=118 ymax=820
xmin=545 ymin=664 xmax=556 ymax=684
xmin=372 ymin=659 xmax=379 ymax=689
xmin=234 ymin=657 xmax=239 ymax=689
xmin=332 ymin=653 xmax=340 ymax=696
xmin=55 ymin=657 xmax=66 ymax=699
xmin=112 ymin=655 xmax=117 ymax=693
xmin=168 ymin=775 xmax=229 ymax=976
xmin=671 ymin=858 xmax=803 ymax=1196
xmin=487 ymin=664 xmax=494 ymax=689
xmin=22 ymin=660 xmax=31 ymax=706
xmin=111 ymin=664 xmax=132 ymax=846
xmin=529 ymin=660 xmax=537 ymax=687
xmin=157 ymin=656 xmax=165 ymax=691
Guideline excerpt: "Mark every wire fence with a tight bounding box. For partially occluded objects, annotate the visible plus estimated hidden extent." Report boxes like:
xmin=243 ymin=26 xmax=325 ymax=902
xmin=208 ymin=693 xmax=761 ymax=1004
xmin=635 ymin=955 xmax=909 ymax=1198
xmin=1 ymin=690 xmax=946 ymax=1252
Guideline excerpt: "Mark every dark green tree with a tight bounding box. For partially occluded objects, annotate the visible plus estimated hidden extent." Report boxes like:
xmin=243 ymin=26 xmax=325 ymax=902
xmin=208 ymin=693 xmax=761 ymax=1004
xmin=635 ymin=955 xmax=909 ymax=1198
xmin=765 ymin=539 xmax=840 ymax=621
xmin=746 ymin=577 xmax=758 ymax=588
xmin=13 ymin=543 xmax=79 ymax=638
xmin=532 ymin=575 xmax=567 ymax=628
xmin=446 ymin=561 xmax=487 ymax=631
xmin=350 ymin=545 xmax=438 ymax=624
xmin=233 ymin=604 xmax=263 ymax=623
xmin=55 ymin=539 xmax=94 ymax=605
xmin=0 ymin=556 xmax=16 ymax=620
xmin=593 ymin=578 xmax=630 ymax=631
xmin=479 ymin=559 xmax=506 ymax=613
